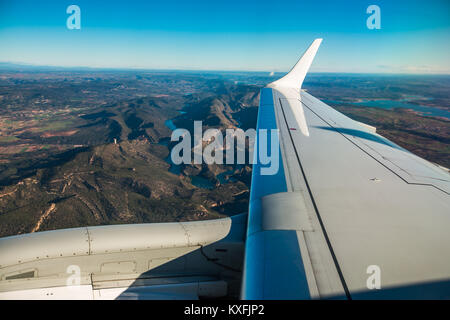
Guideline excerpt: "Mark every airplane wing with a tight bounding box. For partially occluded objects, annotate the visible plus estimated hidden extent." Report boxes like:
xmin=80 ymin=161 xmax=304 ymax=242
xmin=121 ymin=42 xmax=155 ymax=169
xmin=241 ymin=39 xmax=450 ymax=299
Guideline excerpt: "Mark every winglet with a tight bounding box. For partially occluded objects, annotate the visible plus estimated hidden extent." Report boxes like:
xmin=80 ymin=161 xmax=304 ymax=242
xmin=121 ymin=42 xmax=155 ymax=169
xmin=269 ymin=38 xmax=322 ymax=90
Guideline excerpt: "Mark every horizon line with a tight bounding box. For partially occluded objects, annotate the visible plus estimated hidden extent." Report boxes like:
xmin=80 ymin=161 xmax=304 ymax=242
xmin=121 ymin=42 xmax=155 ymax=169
xmin=1 ymin=61 xmax=449 ymax=77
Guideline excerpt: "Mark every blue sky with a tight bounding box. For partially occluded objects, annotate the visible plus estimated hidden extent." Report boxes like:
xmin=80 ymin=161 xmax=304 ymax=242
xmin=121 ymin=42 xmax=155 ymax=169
xmin=0 ymin=0 xmax=449 ymax=73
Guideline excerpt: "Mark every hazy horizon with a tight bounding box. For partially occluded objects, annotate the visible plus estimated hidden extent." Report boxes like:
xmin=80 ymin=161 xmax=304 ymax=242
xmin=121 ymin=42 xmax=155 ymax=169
xmin=2 ymin=60 xmax=450 ymax=76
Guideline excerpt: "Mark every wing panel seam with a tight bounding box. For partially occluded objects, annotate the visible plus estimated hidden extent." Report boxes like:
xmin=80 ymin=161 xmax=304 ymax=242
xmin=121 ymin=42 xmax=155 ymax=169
xmin=278 ymin=97 xmax=352 ymax=300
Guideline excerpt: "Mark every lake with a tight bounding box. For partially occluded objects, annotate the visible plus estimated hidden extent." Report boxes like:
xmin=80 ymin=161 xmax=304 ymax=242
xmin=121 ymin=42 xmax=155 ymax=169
xmin=323 ymin=97 xmax=450 ymax=120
